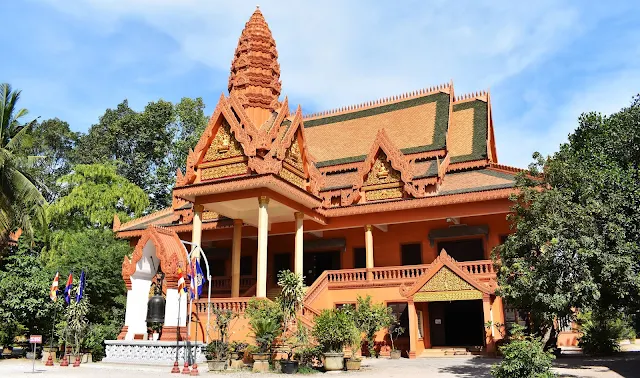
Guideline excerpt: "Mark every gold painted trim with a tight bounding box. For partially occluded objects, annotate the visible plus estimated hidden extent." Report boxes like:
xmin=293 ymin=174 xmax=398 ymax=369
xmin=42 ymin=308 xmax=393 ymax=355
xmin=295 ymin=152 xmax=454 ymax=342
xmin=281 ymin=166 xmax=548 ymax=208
xmin=198 ymin=156 xmax=248 ymax=169
xmin=413 ymin=290 xmax=483 ymax=302
xmin=362 ymin=182 xmax=403 ymax=192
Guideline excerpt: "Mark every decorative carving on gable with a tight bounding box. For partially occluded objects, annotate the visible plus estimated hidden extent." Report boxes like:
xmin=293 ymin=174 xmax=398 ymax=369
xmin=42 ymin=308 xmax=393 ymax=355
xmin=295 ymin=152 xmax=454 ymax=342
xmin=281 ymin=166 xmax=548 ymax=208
xmin=201 ymin=162 xmax=248 ymax=181
xmin=203 ymin=121 xmax=244 ymax=162
xmin=279 ymin=167 xmax=306 ymax=189
xmin=364 ymin=152 xmax=402 ymax=186
xmin=363 ymin=152 xmax=403 ymax=201
xmin=284 ymin=139 xmax=304 ymax=173
xmin=419 ymin=267 xmax=475 ymax=292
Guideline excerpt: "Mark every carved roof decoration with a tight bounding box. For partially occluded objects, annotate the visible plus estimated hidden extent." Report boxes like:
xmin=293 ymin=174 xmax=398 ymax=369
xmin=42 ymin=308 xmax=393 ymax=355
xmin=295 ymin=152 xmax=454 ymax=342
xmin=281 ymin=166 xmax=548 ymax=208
xmin=114 ymin=8 xmax=526 ymax=239
xmin=121 ymin=226 xmax=189 ymax=289
xmin=399 ymin=249 xmax=495 ymax=299
xmin=228 ymin=7 xmax=281 ymax=111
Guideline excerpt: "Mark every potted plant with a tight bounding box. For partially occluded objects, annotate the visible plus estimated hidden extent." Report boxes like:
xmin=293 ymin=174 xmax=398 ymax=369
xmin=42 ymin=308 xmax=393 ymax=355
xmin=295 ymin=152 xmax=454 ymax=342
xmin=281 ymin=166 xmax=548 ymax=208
xmin=229 ymin=341 xmax=248 ymax=361
xmin=351 ymin=295 xmax=394 ymax=358
xmin=275 ymin=270 xmax=305 ymax=374
xmin=206 ymin=308 xmax=237 ymax=371
xmin=345 ymin=324 xmax=363 ymax=370
xmin=245 ymin=298 xmax=283 ymax=363
xmin=388 ymin=321 xmax=405 ymax=359
xmin=312 ymin=308 xmax=357 ymax=371
xmin=205 ymin=340 xmax=229 ymax=371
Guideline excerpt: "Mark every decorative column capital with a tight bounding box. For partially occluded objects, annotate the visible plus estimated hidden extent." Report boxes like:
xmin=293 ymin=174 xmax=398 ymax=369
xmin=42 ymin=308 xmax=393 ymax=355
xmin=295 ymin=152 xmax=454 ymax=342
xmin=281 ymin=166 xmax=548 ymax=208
xmin=482 ymin=293 xmax=492 ymax=303
xmin=294 ymin=212 xmax=304 ymax=221
xmin=233 ymin=219 xmax=244 ymax=227
xmin=365 ymin=224 xmax=373 ymax=232
xmin=194 ymin=204 xmax=205 ymax=213
xmin=258 ymin=196 xmax=269 ymax=206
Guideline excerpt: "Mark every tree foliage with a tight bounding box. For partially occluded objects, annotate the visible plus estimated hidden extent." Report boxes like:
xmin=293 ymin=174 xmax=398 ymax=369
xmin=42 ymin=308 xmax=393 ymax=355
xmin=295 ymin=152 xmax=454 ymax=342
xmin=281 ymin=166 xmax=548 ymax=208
xmin=0 ymin=83 xmax=47 ymax=246
xmin=74 ymin=98 xmax=206 ymax=210
xmin=47 ymin=164 xmax=149 ymax=230
xmin=497 ymin=95 xmax=640 ymax=348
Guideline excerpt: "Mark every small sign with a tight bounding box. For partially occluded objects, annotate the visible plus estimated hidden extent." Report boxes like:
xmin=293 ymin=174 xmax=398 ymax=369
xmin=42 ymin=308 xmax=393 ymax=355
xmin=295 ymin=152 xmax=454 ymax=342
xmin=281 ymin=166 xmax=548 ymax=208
xmin=434 ymin=319 xmax=442 ymax=325
xmin=29 ymin=335 xmax=42 ymax=344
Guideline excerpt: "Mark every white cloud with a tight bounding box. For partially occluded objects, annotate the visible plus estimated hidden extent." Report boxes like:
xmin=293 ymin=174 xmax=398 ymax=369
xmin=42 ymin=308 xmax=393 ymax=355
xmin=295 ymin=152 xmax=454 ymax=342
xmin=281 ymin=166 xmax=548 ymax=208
xmin=35 ymin=0 xmax=640 ymax=167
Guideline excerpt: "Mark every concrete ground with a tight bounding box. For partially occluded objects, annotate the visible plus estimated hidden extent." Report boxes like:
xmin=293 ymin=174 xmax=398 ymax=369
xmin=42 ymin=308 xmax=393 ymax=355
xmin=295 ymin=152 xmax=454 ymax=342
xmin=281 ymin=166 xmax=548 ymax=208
xmin=1 ymin=353 xmax=639 ymax=378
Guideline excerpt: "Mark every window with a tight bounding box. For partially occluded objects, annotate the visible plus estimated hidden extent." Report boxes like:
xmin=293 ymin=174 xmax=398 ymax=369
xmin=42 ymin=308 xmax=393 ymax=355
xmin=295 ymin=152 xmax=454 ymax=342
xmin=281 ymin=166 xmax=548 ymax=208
xmin=387 ymin=302 xmax=409 ymax=331
xmin=354 ymin=247 xmax=366 ymax=269
xmin=211 ymin=259 xmax=226 ymax=277
xmin=417 ymin=310 xmax=424 ymax=339
xmin=335 ymin=302 xmax=355 ymax=310
xmin=240 ymin=256 xmax=252 ymax=276
xmin=401 ymin=244 xmax=422 ymax=266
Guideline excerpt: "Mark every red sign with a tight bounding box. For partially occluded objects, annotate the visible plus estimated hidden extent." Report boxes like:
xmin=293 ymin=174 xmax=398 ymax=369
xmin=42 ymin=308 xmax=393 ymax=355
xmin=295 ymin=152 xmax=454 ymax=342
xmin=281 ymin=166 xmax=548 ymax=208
xmin=29 ymin=335 xmax=42 ymax=344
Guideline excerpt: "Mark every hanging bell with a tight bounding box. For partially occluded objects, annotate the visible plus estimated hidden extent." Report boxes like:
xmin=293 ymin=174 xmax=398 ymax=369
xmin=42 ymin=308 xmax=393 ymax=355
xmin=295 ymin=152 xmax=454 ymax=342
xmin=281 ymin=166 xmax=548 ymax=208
xmin=146 ymin=293 xmax=166 ymax=323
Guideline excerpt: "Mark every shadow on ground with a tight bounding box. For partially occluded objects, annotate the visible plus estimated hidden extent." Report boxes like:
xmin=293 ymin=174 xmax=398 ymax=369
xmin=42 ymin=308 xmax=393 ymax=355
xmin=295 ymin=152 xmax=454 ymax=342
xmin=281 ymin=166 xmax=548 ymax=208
xmin=437 ymin=356 xmax=496 ymax=377
xmin=553 ymin=351 xmax=640 ymax=378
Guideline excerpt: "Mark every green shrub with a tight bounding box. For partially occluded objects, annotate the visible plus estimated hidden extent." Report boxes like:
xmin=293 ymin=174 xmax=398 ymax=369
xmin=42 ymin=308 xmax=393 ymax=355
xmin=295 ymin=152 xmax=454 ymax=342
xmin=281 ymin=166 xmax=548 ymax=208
xmin=347 ymin=296 xmax=394 ymax=357
xmin=205 ymin=340 xmax=229 ymax=360
xmin=250 ymin=317 xmax=281 ymax=353
xmin=577 ymin=311 xmax=630 ymax=355
xmin=312 ymin=308 xmax=357 ymax=353
xmin=490 ymin=324 xmax=556 ymax=378
xmin=245 ymin=298 xmax=283 ymax=328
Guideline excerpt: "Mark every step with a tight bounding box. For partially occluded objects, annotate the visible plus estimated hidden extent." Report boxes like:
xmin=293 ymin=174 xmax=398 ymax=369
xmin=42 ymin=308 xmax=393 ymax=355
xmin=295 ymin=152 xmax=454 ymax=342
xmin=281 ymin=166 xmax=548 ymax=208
xmin=419 ymin=348 xmax=472 ymax=357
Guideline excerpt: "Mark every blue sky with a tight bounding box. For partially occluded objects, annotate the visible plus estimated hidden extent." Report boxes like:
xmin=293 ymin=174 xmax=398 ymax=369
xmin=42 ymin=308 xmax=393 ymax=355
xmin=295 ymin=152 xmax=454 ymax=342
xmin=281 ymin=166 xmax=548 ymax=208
xmin=3 ymin=0 xmax=640 ymax=168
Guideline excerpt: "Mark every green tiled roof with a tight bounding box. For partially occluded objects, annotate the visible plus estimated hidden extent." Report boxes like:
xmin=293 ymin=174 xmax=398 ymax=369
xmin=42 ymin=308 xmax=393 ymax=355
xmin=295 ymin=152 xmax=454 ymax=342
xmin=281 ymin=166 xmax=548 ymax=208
xmin=450 ymin=100 xmax=488 ymax=163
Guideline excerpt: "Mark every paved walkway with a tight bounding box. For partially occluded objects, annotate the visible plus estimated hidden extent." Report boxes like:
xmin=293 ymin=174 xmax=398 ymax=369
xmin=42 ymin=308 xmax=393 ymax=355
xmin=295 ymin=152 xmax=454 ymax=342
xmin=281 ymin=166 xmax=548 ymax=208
xmin=1 ymin=353 xmax=639 ymax=377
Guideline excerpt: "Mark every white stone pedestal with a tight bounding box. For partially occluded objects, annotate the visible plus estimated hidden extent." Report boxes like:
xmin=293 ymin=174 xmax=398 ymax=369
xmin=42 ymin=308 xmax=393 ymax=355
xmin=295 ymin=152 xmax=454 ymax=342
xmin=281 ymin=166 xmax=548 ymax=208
xmin=103 ymin=340 xmax=205 ymax=365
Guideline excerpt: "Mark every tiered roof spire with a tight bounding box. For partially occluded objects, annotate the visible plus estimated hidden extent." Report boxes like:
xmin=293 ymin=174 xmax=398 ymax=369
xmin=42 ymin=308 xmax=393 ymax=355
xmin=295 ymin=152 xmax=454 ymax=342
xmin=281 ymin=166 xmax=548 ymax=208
xmin=228 ymin=7 xmax=281 ymax=111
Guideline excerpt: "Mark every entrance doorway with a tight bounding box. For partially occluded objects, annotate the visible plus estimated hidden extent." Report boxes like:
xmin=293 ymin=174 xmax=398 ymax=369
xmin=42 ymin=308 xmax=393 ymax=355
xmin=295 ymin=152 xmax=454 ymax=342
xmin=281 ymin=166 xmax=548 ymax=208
xmin=428 ymin=300 xmax=484 ymax=346
xmin=274 ymin=253 xmax=291 ymax=284
xmin=437 ymin=239 xmax=485 ymax=261
xmin=303 ymin=251 xmax=341 ymax=286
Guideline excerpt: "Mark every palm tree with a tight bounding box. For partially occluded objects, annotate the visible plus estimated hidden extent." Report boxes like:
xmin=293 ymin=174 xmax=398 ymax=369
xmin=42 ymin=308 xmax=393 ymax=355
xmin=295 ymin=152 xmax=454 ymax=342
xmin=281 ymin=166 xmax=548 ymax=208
xmin=0 ymin=83 xmax=46 ymax=247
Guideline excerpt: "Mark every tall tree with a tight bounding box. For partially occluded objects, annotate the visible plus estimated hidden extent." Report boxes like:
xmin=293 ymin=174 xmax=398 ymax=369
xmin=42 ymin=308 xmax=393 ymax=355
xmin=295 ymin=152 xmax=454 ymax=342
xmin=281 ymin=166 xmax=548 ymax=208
xmin=19 ymin=118 xmax=78 ymax=202
xmin=497 ymin=95 xmax=640 ymax=348
xmin=0 ymin=83 xmax=46 ymax=247
xmin=74 ymin=97 xmax=207 ymax=210
xmin=47 ymin=164 xmax=149 ymax=230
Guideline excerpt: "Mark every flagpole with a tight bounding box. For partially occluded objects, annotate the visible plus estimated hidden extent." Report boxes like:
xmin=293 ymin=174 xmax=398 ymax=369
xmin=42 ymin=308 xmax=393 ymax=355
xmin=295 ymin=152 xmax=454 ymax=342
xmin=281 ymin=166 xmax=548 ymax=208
xmin=48 ymin=305 xmax=57 ymax=364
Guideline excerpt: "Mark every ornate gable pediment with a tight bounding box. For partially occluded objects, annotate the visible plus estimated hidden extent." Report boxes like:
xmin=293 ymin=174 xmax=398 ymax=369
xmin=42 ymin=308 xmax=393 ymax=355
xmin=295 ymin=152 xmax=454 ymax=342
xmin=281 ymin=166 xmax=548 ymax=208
xmin=400 ymin=249 xmax=493 ymax=302
xmin=362 ymin=151 xmax=404 ymax=201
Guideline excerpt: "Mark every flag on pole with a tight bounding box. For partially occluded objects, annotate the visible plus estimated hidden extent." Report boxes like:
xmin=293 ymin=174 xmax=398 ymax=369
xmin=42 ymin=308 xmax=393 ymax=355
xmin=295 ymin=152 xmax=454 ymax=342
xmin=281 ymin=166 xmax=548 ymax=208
xmin=49 ymin=272 xmax=59 ymax=302
xmin=195 ymin=259 xmax=206 ymax=297
xmin=76 ymin=270 xmax=86 ymax=303
xmin=177 ymin=268 xmax=186 ymax=297
xmin=188 ymin=260 xmax=196 ymax=300
xmin=63 ymin=272 xmax=73 ymax=304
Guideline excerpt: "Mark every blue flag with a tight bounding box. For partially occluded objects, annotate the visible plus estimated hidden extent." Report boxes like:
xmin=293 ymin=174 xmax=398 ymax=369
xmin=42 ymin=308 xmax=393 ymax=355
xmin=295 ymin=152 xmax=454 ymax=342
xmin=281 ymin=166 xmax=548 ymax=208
xmin=195 ymin=260 xmax=206 ymax=296
xmin=63 ymin=272 xmax=73 ymax=304
xmin=76 ymin=270 xmax=86 ymax=302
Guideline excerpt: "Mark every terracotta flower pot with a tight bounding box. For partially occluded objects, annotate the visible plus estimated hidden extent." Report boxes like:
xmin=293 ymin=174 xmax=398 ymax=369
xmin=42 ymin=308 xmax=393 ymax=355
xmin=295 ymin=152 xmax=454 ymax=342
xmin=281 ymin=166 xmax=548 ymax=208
xmin=322 ymin=352 xmax=344 ymax=371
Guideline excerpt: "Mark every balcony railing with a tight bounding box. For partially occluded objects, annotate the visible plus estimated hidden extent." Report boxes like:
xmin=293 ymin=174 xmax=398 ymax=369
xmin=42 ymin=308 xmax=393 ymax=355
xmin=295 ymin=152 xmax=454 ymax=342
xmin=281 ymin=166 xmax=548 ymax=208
xmin=195 ymin=297 xmax=253 ymax=314
xmin=208 ymin=275 xmax=256 ymax=292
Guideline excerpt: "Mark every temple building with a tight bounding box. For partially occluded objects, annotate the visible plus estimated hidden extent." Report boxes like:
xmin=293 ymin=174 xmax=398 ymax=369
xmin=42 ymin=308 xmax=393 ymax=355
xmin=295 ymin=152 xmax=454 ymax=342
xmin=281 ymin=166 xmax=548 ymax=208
xmin=110 ymin=8 xmax=578 ymax=360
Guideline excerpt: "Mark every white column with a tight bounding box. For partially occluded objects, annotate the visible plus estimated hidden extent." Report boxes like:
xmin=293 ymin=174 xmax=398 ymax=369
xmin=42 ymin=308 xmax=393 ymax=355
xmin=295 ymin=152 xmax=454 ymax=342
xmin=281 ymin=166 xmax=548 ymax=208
xmin=257 ymin=196 xmax=269 ymax=298
xmin=191 ymin=204 xmax=203 ymax=252
xmin=365 ymin=225 xmax=374 ymax=279
xmin=164 ymin=288 xmax=187 ymax=327
xmin=124 ymin=278 xmax=152 ymax=340
xmin=231 ymin=219 xmax=243 ymax=297
xmin=294 ymin=212 xmax=304 ymax=277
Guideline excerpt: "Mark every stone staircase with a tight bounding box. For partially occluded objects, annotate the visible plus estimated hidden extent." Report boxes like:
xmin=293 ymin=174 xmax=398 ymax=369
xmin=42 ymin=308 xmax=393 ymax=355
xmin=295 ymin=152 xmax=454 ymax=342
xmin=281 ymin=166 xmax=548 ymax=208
xmin=267 ymin=287 xmax=282 ymax=300
xmin=419 ymin=347 xmax=472 ymax=357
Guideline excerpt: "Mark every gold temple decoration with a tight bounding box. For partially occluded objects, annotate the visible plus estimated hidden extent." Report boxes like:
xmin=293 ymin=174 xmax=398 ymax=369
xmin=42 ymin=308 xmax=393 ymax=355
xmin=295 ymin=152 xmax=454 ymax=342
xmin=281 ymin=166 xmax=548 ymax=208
xmin=413 ymin=266 xmax=482 ymax=302
xmin=363 ymin=152 xmax=403 ymax=200
xmin=203 ymin=121 xmax=244 ymax=162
